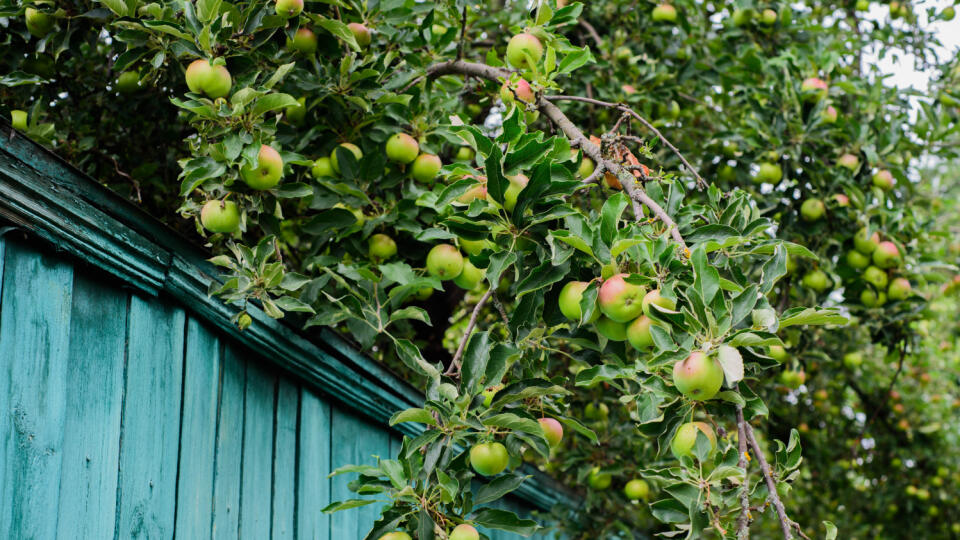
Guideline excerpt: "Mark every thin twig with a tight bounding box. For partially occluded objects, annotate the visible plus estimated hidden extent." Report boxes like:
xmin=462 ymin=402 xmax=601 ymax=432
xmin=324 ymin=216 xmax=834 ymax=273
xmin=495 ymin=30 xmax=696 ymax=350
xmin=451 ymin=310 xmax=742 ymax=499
xmin=456 ymin=6 xmax=468 ymax=60
xmin=578 ymin=18 xmax=603 ymax=47
xmin=545 ymin=94 xmax=708 ymax=190
xmin=443 ymin=288 xmax=494 ymax=377
xmin=743 ymin=422 xmax=793 ymax=540
xmin=491 ymin=292 xmax=510 ymax=325
xmin=736 ymin=407 xmax=751 ymax=540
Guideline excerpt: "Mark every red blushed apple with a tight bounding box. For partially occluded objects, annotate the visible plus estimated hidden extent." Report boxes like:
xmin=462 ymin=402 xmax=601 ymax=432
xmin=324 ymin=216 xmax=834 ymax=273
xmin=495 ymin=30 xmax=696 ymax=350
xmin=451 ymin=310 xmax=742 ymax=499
xmin=837 ymin=153 xmax=859 ymax=170
xmin=505 ymin=33 xmax=544 ymax=69
xmin=872 ymin=241 xmax=901 ymax=268
xmin=854 ymin=228 xmax=880 ymax=254
xmin=500 ymin=79 xmax=535 ymax=104
xmin=801 ymin=77 xmax=828 ymax=101
xmin=449 ymin=524 xmax=479 ymax=540
xmin=673 ymin=351 xmax=724 ymax=400
xmin=348 ymin=23 xmax=372 ymax=48
xmin=872 ymin=169 xmax=895 ymax=190
xmin=598 ymin=273 xmax=647 ymax=323
xmin=538 ymin=418 xmax=563 ymax=447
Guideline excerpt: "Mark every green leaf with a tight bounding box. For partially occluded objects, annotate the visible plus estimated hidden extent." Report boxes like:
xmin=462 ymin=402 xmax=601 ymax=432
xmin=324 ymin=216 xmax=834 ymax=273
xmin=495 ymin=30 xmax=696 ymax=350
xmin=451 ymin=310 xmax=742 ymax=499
xmin=394 ymin=338 xmax=441 ymax=381
xmin=251 ymin=93 xmax=300 ymax=118
xmin=321 ymin=499 xmax=378 ymax=513
xmin=575 ymin=364 xmax=633 ymax=387
xmin=716 ymin=345 xmax=744 ymax=386
xmin=691 ymin=246 xmax=720 ymax=305
xmin=484 ymin=143 xmax=507 ymax=205
xmin=824 ymin=521 xmax=838 ymax=540
xmin=489 ymin=379 xmax=570 ymax=408
xmin=389 ymin=306 xmax=431 ymax=325
xmin=559 ymin=416 xmax=598 ymax=444
xmin=471 ymin=508 xmax=539 ymax=535
xmin=600 ymin=192 xmax=629 ymax=245
xmin=389 ymin=408 xmax=437 ymax=427
xmin=779 ymin=307 xmax=849 ymax=328
xmin=474 ymin=474 xmax=528 ymax=505
xmin=196 ymin=0 xmax=222 ymax=22
xmin=460 ymin=331 xmax=491 ymax=395
xmin=517 ymin=260 xmax=569 ymax=297
xmin=313 ymin=16 xmax=360 ymax=51
xmin=550 ymin=230 xmax=595 ymax=258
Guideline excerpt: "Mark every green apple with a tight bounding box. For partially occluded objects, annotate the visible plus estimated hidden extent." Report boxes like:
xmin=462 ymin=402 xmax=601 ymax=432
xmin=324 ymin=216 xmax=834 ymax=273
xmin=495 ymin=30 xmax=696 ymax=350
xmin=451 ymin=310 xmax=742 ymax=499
xmin=872 ymin=169 xmax=895 ymax=190
xmin=623 ymin=478 xmax=650 ymax=500
xmin=652 ymin=3 xmax=678 ymax=22
xmin=780 ymin=369 xmax=806 ymax=389
xmin=732 ymin=8 xmax=753 ymax=26
xmin=846 ymin=250 xmax=870 ymax=270
xmin=855 ymin=0 xmax=869 ymax=10
xmin=854 ymin=228 xmax=880 ymax=254
xmin=470 ymin=442 xmax=509 ymax=476
xmin=412 ymin=287 xmax=433 ymax=301
xmin=768 ymin=345 xmax=788 ymax=362
xmin=385 ymin=133 xmax=419 ymax=164
xmin=275 ymin=0 xmax=303 ymax=17
xmin=312 ymin=157 xmax=334 ymax=178
xmin=538 ymin=417 xmax=563 ymax=447
xmin=449 ymin=524 xmax=479 ymax=540
xmin=348 ymin=23 xmax=372 ymax=48
xmin=426 ymin=244 xmax=464 ymax=280
xmin=595 ymin=316 xmax=628 ymax=341
xmin=241 ymin=145 xmax=284 ymax=189
xmin=558 ymin=281 xmax=599 ymax=322
xmin=377 ymin=532 xmax=412 ymax=540
xmin=843 ymin=351 xmax=863 ymax=368
xmin=800 ymin=198 xmax=825 ymax=222
xmin=576 ymin=153 xmax=596 ymax=178
xmin=887 ymin=277 xmax=911 ymax=300
xmin=185 ymin=59 xmax=212 ymax=94
xmin=453 ymin=260 xmax=484 ymax=290
xmin=754 ymin=162 xmax=782 ymax=184
xmin=642 ymin=288 xmax=676 ymax=316
xmin=411 ymin=153 xmax=442 ymax=183
xmin=504 ymin=174 xmax=529 ymax=211
xmin=821 ymin=105 xmax=838 ymax=123
xmin=588 ymin=467 xmax=612 ymax=490
xmin=584 ymin=402 xmax=608 ymax=421
xmin=718 ymin=164 xmax=736 ymax=182
xmin=200 ymin=200 xmax=240 ymax=233
xmin=25 ymin=7 xmax=55 ymax=38
xmin=801 ymin=269 xmax=830 ymax=292
xmin=330 ymin=142 xmax=363 ymax=173
xmin=368 ymin=233 xmax=397 ymax=261
xmin=505 ymin=33 xmax=543 ymax=69
xmin=837 ymin=153 xmax=859 ymax=170
xmin=116 ymin=71 xmax=140 ymax=93
xmin=801 ymin=77 xmax=828 ymax=102
xmin=760 ymin=8 xmax=777 ymax=25
xmin=671 ymin=421 xmax=716 ymax=459
xmin=626 ymin=315 xmax=657 ymax=350
xmin=455 ymin=146 xmax=475 ymax=162
xmin=598 ymin=273 xmax=647 ymax=323
xmin=285 ymin=97 xmax=306 ymax=124
xmin=460 ymin=237 xmax=491 ymax=256
xmin=185 ymin=59 xmax=232 ymax=98
xmin=481 ymin=385 xmax=501 ymax=407
xmin=872 ymin=241 xmax=901 ymax=268
xmin=10 ymin=110 xmax=28 ymax=131
xmin=863 ymin=266 xmax=888 ymax=289
xmin=860 ymin=288 xmax=886 ymax=307
xmin=943 ymin=6 xmax=956 ymax=20
xmin=673 ymin=351 xmax=724 ymax=400
xmin=291 ymin=28 xmax=317 ymax=54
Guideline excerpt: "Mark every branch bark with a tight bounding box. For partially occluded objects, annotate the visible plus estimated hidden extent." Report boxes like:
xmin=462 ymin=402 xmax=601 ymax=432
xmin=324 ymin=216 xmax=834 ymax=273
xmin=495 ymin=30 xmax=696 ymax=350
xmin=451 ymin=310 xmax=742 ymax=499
xmin=743 ymin=421 xmax=793 ymax=540
xmin=443 ymin=288 xmax=494 ymax=377
xmin=736 ymin=407 xmax=751 ymax=539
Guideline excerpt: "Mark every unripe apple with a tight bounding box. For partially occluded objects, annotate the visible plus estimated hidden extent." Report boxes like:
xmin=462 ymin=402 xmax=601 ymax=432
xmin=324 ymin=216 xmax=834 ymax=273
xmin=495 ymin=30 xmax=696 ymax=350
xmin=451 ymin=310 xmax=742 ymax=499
xmin=652 ymin=3 xmax=678 ymax=22
xmin=642 ymin=288 xmax=676 ymax=316
xmin=671 ymin=421 xmax=716 ymax=460
xmin=872 ymin=241 xmax=900 ymax=269
xmin=856 ymin=0 xmax=869 ymax=10
xmin=837 ymin=153 xmax=859 ymax=171
xmin=754 ymin=162 xmax=782 ymax=184
xmin=800 ymin=77 xmax=828 ymax=102
xmin=449 ymin=524 xmax=479 ymax=540
xmin=760 ymin=8 xmax=777 ymax=25
xmin=285 ymin=97 xmax=306 ymax=124
xmin=800 ymin=198 xmax=825 ymax=222
xmin=595 ymin=316 xmax=628 ymax=341
xmin=843 ymin=351 xmax=863 ymax=368
xmin=116 ymin=71 xmax=140 ymax=93
xmin=426 ymin=244 xmax=464 ymax=280
xmin=453 ymin=260 xmax=484 ymax=290
xmin=626 ymin=315 xmax=656 ymax=350
xmin=348 ymin=23 xmax=372 ymax=48
xmin=863 ymin=266 xmax=888 ymax=289
xmin=457 ymin=184 xmax=487 ymax=204
xmin=768 ymin=345 xmax=788 ymax=362
xmin=587 ymin=467 xmax=612 ymax=490
xmin=193 ymin=60 xmax=231 ymax=98
xmin=481 ymin=385 xmax=501 ymax=407
xmin=455 ymin=146 xmax=475 ymax=162
xmin=200 ymin=200 xmax=240 ymax=233
xmin=385 ymin=133 xmax=419 ymax=164
xmin=500 ymin=79 xmax=535 ymax=104
xmin=460 ymin=238 xmax=491 ymax=256
xmin=584 ymin=402 xmax=608 ymax=422
xmin=291 ymin=28 xmax=317 ymax=54
xmin=833 ymin=193 xmax=850 ymax=206
xmin=732 ymin=8 xmax=753 ymax=26
xmin=801 ymin=269 xmax=830 ymax=292
xmin=558 ymin=281 xmax=599 ymax=322
xmin=330 ymin=142 xmax=363 ymax=173
xmin=846 ymin=250 xmax=870 ymax=270
xmin=623 ymin=478 xmax=650 ymax=500
xmin=185 ymin=59 xmax=212 ymax=94
xmin=673 ymin=352 xmax=724 ymax=400
xmin=503 ymin=174 xmax=529 ymax=211
xmin=538 ymin=418 xmax=563 ymax=447
xmin=718 ymin=164 xmax=736 ymax=182
xmin=943 ymin=6 xmax=956 ymax=20
xmin=275 ymin=0 xmax=303 ymax=18
xmin=821 ymin=105 xmax=838 ymax=123
xmin=411 ymin=153 xmax=442 ymax=183
xmin=10 ymin=110 xmax=28 ymax=131
xmin=860 ymin=288 xmax=886 ymax=307
xmin=368 ymin=233 xmax=397 ymax=261
xmin=413 ymin=287 xmax=433 ymax=301
xmin=241 ymin=145 xmax=284 ymax=189
xmin=377 ymin=532 xmax=412 ymax=540
xmin=311 ymin=157 xmax=334 ymax=178
xmin=854 ymin=228 xmax=880 ymax=254
xmin=505 ymin=33 xmax=544 ymax=69
xmin=470 ymin=442 xmax=509 ymax=476
xmin=887 ymin=277 xmax=911 ymax=300
xmin=598 ymin=274 xmax=647 ymax=323
xmin=575 ymin=151 xmax=596 ymax=178
xmin=780 ymin=369 xmax=806 ymax=389
xmin=871 ymin=169 xmax=895 ymax=190
xmin=25 ymin=7 xmax=55 ymax=38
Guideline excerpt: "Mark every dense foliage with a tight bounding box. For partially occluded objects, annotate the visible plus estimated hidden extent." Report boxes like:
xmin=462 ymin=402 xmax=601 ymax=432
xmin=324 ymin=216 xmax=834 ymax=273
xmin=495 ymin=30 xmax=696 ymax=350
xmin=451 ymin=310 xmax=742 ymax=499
xmin=3 ymin=0 xmax=959 ymax=538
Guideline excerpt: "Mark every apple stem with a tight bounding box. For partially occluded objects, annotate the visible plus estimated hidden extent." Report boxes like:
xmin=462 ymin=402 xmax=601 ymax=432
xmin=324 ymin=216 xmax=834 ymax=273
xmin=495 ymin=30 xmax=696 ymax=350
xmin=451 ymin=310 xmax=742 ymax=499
xmin=443 ymin=288 xmax=495 ymax=377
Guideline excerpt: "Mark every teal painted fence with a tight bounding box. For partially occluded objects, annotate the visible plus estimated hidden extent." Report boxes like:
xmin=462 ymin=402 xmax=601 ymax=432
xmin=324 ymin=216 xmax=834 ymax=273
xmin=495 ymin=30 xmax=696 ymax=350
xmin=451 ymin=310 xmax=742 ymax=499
xmin=0 ymin=121 xmax=573 ymax=539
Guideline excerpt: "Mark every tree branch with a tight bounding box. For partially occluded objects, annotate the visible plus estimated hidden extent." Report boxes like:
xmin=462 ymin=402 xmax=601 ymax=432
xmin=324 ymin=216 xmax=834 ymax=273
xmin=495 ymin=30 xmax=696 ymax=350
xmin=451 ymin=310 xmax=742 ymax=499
xmin=443 ymin=288 xmax=494 ymax=377
xmin=736 ymin=407 xmax=751 ymax=540
xmin=743 ymin=421 xmax=794 ymax=540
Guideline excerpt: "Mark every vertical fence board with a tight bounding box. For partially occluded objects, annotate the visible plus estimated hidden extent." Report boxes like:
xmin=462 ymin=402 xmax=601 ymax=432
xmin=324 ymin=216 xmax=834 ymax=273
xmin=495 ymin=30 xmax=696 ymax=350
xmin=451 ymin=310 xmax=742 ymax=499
xmin=330 ymin=408 xmax=391 ymax=538
xmin=116 ymin=297 xmax=186 ymax=539
xmin=297 ymin=389 xmax=331 ymax=540
xmin=212 ymin=345 xmax=246 ymax=539
xmin=175 ymin=318 xmax=222 ymax=538
xmin=56 ymin=274 xmax=127 ymax=540
xmin=272 ymin=378 xmax=298 ymax=539
xmin=0 ymin=242 xmax=74 ymax=539
xmin=240 ymin=361 xmax=277 ymax=539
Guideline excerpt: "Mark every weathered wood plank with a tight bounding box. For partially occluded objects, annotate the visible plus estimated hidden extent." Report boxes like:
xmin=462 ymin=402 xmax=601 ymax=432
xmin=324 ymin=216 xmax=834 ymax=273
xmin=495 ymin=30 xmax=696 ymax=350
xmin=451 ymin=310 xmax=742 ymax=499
xmin=175 ymin=318 xmax=222 ymax=538
xmin=0 ymin=241 xmax=74 ymax=539
xmin=330 ymin=407 xmax=391 ymax=538
xmin=272 ymin=378 xmax=299 ymax=539
xmin=116 ymin=296 xmax=186 ymax=540
xmin=240 ymin=360 xmax=277 ymax=539
xmin=56 ymin=274 xmax=127 ymax=540
xmin=212 ymin=345 xmax=246 ymax=540
xmin=297 ymin=389 xmax=331 ymax=540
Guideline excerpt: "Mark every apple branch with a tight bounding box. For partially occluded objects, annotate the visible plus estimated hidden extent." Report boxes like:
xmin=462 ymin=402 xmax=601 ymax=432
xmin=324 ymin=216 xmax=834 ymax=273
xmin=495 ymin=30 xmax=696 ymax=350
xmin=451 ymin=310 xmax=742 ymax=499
xmin=425 ymin=60 xmax=688 ymax=252
xmin=736 ymin=407 xmax=751 ymax=540
xmin=742 ymin=421 xmax=796 ymax=540
xmin=443 ymin=288 xmax=495 ymax=377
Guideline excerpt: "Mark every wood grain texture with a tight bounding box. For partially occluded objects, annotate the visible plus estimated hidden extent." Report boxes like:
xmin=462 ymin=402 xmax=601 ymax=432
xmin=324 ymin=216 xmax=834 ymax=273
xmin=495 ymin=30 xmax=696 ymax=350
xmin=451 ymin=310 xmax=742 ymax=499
xmin=240 ymin=360 xmax=277 ymax=539
xmin=212 ymin=345 xmax=246 ymax=540
xmin=116 ymin=296 xmax=186 ymax=539
xmin=330 ymin=407 xmax=391 ymax=539
xmin=0 ymin=241 xmax=74 ymax=539
xmin=297 ymin=389 xmax=331 ymax=540
xmin=56 ymin=274 xmax=127 ymax=540
xmin=272 ymin=377 xmax=299 ymax=540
